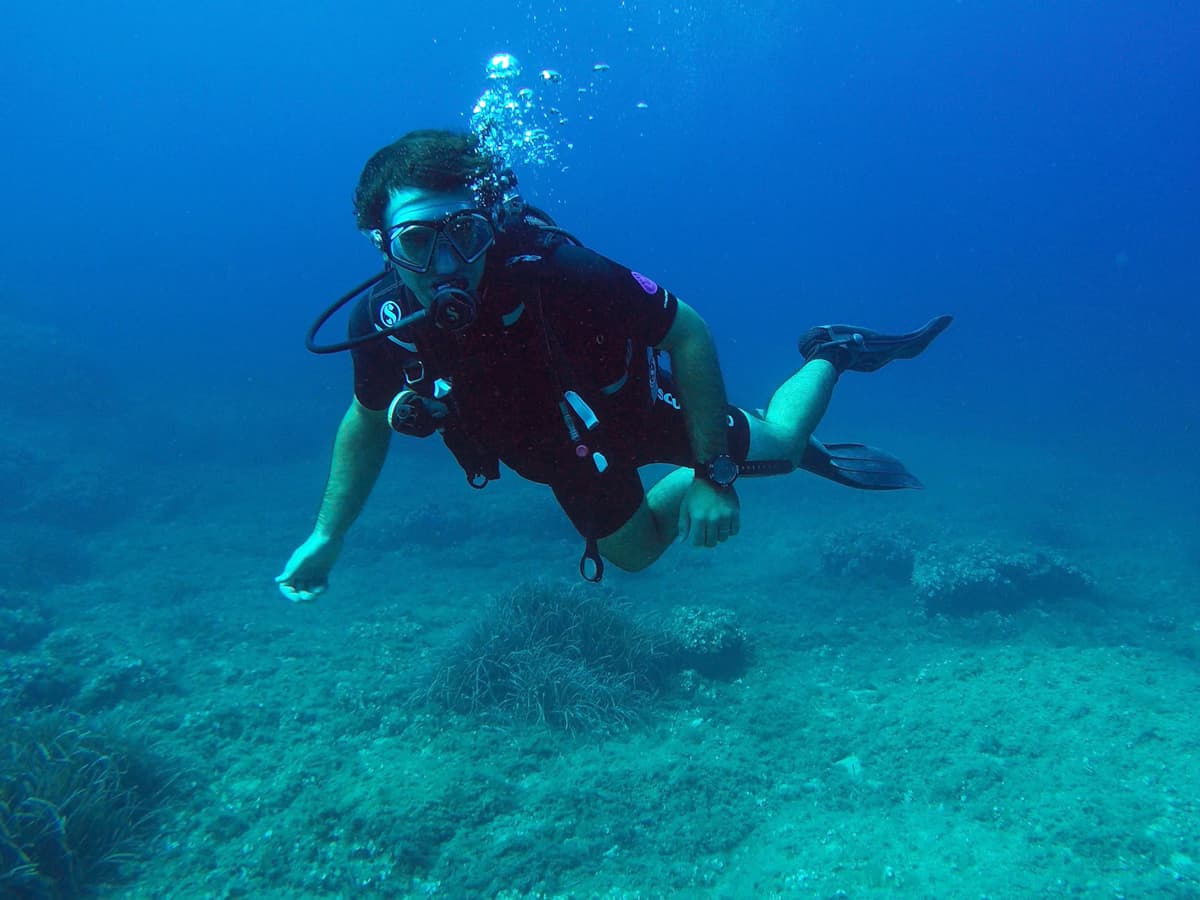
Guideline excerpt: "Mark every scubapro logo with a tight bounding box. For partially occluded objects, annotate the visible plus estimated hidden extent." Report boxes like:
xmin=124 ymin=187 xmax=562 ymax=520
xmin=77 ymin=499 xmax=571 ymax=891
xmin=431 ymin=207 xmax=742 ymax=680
xmin=380 ymin=300 xmax=403 ymax=328
xmin=656 ymin=388 xmax=681 ymax=410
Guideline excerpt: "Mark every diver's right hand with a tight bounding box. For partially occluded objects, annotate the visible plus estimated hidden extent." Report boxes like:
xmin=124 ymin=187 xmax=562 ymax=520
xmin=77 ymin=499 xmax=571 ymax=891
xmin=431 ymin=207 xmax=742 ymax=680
xmin=275 ymin=532 xmax=344 ymax=603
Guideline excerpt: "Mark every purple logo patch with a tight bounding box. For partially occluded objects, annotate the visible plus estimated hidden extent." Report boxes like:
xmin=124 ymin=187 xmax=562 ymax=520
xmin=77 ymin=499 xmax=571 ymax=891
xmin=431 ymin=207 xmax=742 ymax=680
xmin=631 ymin=271 xmax=659 ymax=295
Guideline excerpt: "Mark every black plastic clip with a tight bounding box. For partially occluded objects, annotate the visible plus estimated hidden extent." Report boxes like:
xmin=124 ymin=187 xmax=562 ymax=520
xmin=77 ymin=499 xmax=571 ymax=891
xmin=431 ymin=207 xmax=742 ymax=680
xmin=579 ymin=537 xmax=604 ymax=582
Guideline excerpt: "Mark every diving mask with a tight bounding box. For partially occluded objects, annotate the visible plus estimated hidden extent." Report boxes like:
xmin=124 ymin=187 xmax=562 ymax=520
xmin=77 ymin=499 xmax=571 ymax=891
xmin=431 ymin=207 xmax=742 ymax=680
xmin=375 ymin=207 xmax=495 ymax=273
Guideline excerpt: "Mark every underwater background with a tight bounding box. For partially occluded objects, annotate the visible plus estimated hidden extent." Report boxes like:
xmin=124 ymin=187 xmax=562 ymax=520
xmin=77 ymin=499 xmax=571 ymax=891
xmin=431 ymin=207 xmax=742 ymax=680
xmin=2 ymin=1 xmax=1198 ymax=897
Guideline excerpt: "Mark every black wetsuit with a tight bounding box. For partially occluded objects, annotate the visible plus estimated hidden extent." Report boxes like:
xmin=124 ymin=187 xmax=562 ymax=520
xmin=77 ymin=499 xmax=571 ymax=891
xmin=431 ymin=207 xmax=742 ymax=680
xmin=349 ymin=236 xmax=750 ymax=540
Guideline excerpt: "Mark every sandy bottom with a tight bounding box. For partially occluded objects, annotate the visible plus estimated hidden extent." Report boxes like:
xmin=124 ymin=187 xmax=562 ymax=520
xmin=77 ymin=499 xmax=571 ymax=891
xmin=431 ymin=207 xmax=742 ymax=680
xmin=7 ymin=437 xmax=1199 ymax=899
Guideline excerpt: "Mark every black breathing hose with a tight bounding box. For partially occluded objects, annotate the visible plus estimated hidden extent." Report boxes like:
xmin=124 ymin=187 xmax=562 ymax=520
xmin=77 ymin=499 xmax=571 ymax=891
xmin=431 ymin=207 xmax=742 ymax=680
xmin=304 ymin=271 xmax=430 ymax=354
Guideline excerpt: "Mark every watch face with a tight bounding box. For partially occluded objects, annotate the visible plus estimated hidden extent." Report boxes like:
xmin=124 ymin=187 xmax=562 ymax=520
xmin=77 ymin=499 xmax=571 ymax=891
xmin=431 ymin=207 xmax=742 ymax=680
xmin=709 ymin=455 xmax=739 ymax=487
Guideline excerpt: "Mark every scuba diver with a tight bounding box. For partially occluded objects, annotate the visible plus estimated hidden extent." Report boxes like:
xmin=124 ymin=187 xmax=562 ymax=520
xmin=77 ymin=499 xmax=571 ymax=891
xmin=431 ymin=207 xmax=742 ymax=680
xmin=276 ymin=128 xmax=951 ymax=600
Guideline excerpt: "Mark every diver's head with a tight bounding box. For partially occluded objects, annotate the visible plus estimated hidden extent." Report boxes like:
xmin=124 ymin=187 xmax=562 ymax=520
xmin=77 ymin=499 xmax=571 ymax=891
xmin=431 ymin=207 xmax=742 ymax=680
xmin=353 ymin=130 xmax=510 ymax=312
xmin=376 ymin=187 xmax=492 ymax=312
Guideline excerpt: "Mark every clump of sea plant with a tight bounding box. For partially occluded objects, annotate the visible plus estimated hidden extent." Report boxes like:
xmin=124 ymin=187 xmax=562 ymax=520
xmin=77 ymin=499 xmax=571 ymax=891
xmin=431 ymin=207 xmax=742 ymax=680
xmin=421 ymin=580 xmax=668 ymax=734
xmin=0 ymin=708 xmax=168 ymax=898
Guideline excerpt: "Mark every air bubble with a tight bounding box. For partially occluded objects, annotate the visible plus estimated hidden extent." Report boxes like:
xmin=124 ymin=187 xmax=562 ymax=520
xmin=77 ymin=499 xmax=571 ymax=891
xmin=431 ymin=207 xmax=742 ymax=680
xmin=485 ymin=53 xmax=521 ymax=80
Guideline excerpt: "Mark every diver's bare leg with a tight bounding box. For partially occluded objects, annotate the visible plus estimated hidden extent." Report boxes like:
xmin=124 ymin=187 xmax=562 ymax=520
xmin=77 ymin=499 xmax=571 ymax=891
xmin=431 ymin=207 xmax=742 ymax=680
xmin=751 ymin=359 xmax=838 ymax=463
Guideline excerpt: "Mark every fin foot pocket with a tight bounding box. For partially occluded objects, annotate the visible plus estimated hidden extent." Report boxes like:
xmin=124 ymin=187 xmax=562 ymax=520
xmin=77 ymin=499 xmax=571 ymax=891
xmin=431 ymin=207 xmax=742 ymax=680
xmin=799 ymin=315 xmax=953 ymax=373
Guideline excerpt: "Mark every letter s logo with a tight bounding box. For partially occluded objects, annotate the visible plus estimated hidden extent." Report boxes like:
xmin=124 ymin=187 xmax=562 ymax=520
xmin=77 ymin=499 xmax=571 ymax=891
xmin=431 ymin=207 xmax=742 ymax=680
xmin=380 ymin=300 xmax=403 ymax=328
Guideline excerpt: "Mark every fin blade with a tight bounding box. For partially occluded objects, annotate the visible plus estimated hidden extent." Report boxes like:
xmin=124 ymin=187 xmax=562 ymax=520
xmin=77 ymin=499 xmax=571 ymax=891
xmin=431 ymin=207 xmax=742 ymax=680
xmin=800 ymin=439 xmax=923 ymax=490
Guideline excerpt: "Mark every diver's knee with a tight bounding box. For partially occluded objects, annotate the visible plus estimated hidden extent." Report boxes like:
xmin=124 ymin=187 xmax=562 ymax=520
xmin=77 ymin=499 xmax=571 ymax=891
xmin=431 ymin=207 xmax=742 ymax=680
xmin=597 ymin=538 xmax=657 ymax=572
xmin=602 ymin=550 xmax=654 ymax=573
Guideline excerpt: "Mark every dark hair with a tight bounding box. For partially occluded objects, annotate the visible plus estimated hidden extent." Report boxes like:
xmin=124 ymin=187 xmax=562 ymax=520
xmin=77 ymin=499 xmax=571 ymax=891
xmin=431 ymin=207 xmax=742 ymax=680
xmin=352 ymin=129 xmax=497 ymax=232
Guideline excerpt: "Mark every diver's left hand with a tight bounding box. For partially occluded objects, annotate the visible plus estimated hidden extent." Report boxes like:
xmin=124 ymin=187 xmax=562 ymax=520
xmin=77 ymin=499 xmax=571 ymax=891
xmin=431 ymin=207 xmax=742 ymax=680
xmin=678 ymin=479 xmax=740 ymax=548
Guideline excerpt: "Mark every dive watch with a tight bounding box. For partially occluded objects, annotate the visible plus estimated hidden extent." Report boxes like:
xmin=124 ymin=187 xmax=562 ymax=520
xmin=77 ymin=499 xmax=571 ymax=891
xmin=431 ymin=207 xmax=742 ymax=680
xmin=696 ymin=453 xmax=739 ymax=489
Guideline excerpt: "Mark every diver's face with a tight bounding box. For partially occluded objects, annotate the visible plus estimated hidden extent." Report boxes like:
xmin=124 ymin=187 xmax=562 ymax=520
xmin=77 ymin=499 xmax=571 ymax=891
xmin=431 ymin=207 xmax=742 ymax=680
xmin=382 ymin=187 xmax=489 ymax=308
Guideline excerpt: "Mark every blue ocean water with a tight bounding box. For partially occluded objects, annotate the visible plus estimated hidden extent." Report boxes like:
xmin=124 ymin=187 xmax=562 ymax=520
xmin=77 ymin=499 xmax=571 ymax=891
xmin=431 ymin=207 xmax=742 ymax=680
xmin=5 ymin=0 xmax=1197 ymax=454
xmin=3 ymin=1 xmax=1199 ymax=896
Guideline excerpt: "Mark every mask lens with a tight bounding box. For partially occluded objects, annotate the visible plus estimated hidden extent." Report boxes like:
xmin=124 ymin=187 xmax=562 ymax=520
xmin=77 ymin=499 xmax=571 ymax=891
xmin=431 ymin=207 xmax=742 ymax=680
xmin=444 ymin=212 xmax=495 ymax=263
xmin=389 ymin=224 xmax=437 ymax=271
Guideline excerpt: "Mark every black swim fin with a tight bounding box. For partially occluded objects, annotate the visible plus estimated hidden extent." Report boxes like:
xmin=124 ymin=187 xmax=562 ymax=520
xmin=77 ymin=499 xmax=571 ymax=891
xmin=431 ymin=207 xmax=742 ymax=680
xmin=799 ymin=315 xmax=953 ymax=373
xmin=798 ymin=437 xmax=923 ymax=490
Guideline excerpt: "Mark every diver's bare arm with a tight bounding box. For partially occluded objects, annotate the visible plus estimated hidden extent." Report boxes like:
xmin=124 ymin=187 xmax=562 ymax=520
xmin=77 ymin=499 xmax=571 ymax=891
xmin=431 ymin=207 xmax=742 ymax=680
xmin=314 ymin=399 xmax=391 ymax=540
xmin=656 ymin=300 xmax=730 ymax=464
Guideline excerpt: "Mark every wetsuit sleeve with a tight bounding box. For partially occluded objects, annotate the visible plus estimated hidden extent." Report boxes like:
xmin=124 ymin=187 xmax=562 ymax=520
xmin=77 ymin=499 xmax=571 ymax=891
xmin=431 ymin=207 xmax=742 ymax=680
xmin=348 ymin=296 xmax=405 ymax=411
xmin=543 ymin=244 xmax=679 ymax=346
